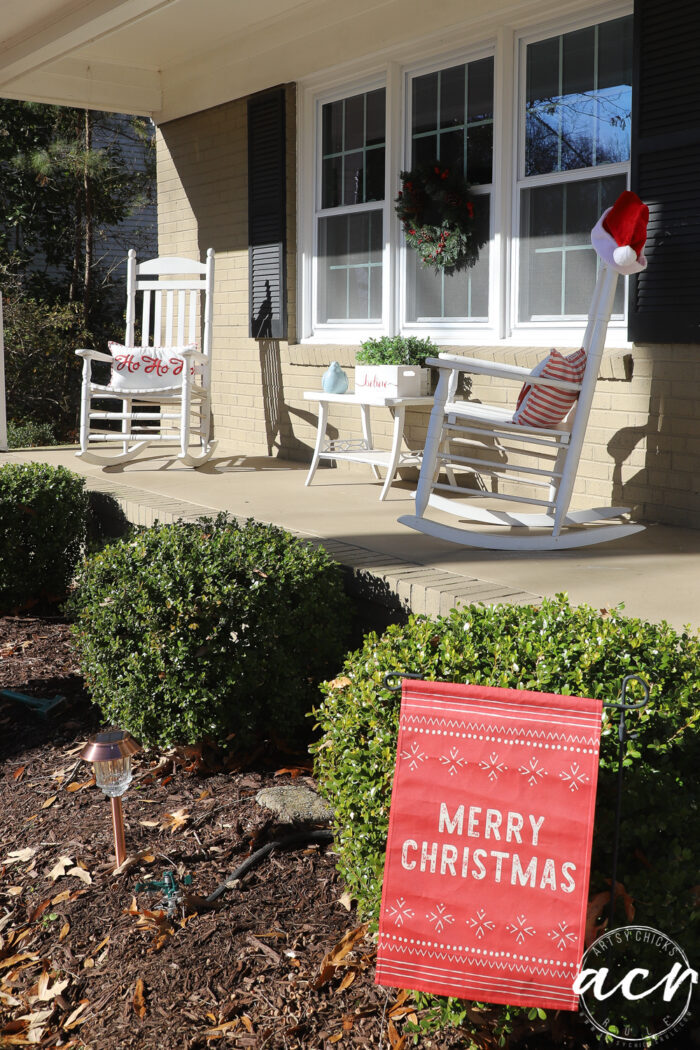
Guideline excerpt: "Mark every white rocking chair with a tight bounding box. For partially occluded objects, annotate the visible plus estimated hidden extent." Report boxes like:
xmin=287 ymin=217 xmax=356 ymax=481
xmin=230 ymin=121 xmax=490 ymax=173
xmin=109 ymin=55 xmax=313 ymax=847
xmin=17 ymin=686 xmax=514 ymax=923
xmin=399 ymin=261 xmax=645 ymax=551
xmin=76 ymin=249 xmax=216 ymax=467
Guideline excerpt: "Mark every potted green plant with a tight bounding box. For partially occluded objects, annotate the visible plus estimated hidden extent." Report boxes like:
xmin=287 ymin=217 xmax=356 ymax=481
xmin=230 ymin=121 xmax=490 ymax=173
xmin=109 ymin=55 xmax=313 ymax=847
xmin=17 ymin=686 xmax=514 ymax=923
xmin=355 ymin=336 xmax=436 ymax=401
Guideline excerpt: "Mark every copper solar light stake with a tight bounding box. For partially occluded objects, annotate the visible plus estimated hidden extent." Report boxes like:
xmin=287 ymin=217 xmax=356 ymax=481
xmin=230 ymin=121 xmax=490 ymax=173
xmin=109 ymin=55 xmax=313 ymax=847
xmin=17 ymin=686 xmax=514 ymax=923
xmin=81 ymin=730 xmax=140 ymax=867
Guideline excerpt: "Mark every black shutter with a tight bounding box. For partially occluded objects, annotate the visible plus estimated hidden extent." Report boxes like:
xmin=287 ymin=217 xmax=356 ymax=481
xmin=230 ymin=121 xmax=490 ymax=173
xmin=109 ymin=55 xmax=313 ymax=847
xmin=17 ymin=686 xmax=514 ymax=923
xmin=248 ymin=88 xmax=287 ymax=340
xmin=630 ymin=0 xmax=700 ymax=342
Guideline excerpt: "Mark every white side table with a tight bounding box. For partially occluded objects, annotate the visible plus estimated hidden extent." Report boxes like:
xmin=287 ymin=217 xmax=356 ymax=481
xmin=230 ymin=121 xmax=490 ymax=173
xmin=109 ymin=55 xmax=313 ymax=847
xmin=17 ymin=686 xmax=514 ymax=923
xmin=303 ymin=391 xmax=434 ymax=500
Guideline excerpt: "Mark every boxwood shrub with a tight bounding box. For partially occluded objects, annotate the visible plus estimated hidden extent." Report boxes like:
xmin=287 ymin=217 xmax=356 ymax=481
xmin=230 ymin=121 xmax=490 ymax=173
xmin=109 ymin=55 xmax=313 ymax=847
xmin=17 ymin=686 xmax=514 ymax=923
xmin=68 ymin=513 xmax=351 ymax=749
xmin=0 ymin=461 xmax=89 ymax=613
xmin=312 ymin=596 xmax=700 ymax=1043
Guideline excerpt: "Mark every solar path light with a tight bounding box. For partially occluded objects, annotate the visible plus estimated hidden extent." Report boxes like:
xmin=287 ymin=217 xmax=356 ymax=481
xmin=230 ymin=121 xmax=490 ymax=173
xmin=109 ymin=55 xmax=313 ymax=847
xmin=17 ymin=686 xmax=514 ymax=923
xmin=81 ymin=730 xmax=140 ymax=867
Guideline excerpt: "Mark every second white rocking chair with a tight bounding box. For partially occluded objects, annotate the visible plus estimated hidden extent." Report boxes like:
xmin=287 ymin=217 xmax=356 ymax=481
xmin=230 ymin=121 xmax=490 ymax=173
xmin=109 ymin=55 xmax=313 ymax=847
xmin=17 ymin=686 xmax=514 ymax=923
xmin=399 ymin=195 xmax=649 ymax=550
xmin=76 ymin=249 xmax=215 ymax=467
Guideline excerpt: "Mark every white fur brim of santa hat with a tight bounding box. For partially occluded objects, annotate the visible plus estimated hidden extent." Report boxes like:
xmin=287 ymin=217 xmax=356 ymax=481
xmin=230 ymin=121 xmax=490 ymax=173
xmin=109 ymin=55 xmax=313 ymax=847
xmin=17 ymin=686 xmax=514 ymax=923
xmin=591 ymin=205 xmax=648 ymax=276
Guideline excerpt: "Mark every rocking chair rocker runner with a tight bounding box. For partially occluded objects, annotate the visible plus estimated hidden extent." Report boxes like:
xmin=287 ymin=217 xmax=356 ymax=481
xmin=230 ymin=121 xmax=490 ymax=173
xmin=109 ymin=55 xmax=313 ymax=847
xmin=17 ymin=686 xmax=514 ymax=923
xmin=399 ymin=192 xmax=649 ymax=551
xmin=76 ymin=249 xmax=215 ymax=467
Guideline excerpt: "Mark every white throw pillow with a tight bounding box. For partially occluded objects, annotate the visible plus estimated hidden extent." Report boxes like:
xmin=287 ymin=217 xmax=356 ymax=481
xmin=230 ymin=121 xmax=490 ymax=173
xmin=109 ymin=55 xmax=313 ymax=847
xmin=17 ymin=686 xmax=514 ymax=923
xmin=107 ymin=342 xmax=197 ymax=392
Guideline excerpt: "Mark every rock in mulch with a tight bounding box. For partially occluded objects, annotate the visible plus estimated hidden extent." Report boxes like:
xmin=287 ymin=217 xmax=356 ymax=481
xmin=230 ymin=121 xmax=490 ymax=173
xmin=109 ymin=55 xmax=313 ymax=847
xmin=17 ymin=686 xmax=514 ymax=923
xmin=256 ymin=784 xmax=334 ymax=823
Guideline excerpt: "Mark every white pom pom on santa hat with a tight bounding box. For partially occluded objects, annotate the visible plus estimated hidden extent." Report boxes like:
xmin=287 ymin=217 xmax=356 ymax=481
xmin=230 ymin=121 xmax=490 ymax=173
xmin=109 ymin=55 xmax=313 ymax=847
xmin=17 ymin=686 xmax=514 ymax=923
xmin=591 ymin=190 xmax=649 ymax=276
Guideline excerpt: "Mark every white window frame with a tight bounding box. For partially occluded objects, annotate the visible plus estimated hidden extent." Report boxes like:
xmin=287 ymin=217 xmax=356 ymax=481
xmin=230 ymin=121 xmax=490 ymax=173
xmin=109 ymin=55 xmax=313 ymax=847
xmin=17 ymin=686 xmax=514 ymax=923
xmin=399 ymin=46 xmax=496 ymax=339
xmin=311 ymin=73 xmax=390 ymax=337
xmin=297 ymin=1 xmax=633 ymax=348
xmin=511 ymin=9 xmax=633 ymax=336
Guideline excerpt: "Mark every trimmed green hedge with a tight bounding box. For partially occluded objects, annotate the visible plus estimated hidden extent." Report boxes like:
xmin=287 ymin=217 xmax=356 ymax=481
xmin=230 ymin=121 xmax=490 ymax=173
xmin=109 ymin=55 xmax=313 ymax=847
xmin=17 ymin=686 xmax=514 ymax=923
xmin=68 ymin=514 xmax=352 ymax=749
xmin=312 ymin=597 xmax=700 ymax=1043
xmin=0 ymin=462 xmax=89 ymax=613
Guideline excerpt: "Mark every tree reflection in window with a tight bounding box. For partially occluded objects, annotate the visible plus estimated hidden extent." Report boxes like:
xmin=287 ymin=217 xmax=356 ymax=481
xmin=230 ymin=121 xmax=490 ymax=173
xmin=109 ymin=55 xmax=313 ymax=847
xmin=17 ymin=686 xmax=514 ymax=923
xmin=525 ymin=15 xmax=632 ymax=176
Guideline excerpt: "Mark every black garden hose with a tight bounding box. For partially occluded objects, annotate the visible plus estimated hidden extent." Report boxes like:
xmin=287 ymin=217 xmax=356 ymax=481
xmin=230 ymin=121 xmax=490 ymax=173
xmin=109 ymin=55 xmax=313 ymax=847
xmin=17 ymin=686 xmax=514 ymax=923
xmin=206 ymin=829 xmax=334 ymax=904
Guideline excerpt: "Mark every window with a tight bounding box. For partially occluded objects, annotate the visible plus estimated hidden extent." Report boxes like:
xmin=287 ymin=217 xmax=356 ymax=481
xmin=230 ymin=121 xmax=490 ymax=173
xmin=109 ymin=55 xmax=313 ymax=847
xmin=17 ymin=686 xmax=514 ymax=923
xmin=405 ymin=58 xmax=493 ymax=324
xmin=301 ymin=7 xmax=633 ymax=345
xmin=517 ymin=16 xmax=633 ymax=323
xmin=316 ymin=88 xmax=386 ymax=324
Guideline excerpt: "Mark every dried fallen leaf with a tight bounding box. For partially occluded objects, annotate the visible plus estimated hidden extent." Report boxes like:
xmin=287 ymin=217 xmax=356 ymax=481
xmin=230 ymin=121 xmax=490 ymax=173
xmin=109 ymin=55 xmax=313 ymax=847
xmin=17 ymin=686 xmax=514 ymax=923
xmin=4 ymin=848 xmax=36 ymax=865
xmin=313 ymin=923 xmax=369 ymax=989
xmin=204 ymin=1019 xmax=240 ymax=1035
xmin=388 ymin=1018 xmax=406 ymax=1049
xmin=59 ymin=922 xmax=70 ymax=942
xmin=112 ymin=850 xmax=155 ymax=876
xmin=6 ymin=887 xmax=23 ymax=897
xmin=132 ymin=978 xmax=147 ymax=1018
xmin=41 ymin=796 xmax=57 ymax=810
xmin=29 ymin=898 xmax=53 ymax=923
xmin=64 ymin=742 xmax=87 ymax=756
xmin=336 ymin=969 xmax=356 ymax=992
xmin=12 ymin=766 xmax=26 ymax=782
xmin=29 ymin=972 xmax=69 ymax=1004
xmin=161 ymin=808 xmax=191 ymax=833
xmin=0 ymin=952 xmax=39 ymax=971
xmin=337 ymin=891 xmax=353 ymax=911
xmin=48 ymin=856 xmax=73 ymax=882
xmin=50 ymin=890 xmax=72 ymax=905
xmin=67 ymin=867 xmax=92 ymax=886
xmin=63 ymin=1000 xmax=89 ymax=1029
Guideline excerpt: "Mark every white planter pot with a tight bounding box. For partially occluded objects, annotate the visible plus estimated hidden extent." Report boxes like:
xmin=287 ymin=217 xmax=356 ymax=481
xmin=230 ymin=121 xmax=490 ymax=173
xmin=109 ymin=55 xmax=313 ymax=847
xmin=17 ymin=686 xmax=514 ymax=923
xmin=354 ymin=365 xmax=430 ymax=402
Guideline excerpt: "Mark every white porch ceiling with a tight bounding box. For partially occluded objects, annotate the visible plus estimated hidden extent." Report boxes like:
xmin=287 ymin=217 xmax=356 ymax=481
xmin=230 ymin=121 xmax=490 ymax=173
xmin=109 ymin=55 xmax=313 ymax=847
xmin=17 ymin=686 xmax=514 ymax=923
xmin=0 ymin=0 xmax=587 ymax=123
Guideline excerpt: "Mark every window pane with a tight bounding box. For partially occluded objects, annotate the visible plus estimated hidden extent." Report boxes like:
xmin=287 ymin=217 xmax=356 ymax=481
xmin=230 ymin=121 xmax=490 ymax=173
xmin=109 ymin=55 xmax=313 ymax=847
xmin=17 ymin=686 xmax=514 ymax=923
xmin=441 ymin=65 xmax=465 ymax=128
xmin=468 ymin=58 xmax=494 ymax=123
xmin=405 ymin=195 xmax=490 ymax=321
xmin=322 ymin=100 xmax=343 ymax=155
xmin=518 ymin=174 xmax=626 ymax=321
xmin=366 ymin=89 xmax=385 ymax=146
xmin=413 ymin=73 xmax=438 ymax=136
xmin=320 ymin=89 xmax=386 ymax=208
xmin=343 ymin=150 xmax=364 ymax=206
xmin=411 ymin=58 xmax=493 ymax=185
xmin=317 ymin=211 xmax=383 ymax=322
xmin=525 ymin=15 xmax=632 ymax=175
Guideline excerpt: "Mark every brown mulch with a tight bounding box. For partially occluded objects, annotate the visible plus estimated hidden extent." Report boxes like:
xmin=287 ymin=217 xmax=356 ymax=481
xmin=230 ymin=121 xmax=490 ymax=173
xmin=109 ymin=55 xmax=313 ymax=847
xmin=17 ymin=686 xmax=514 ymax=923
xmin=0 ymin=616 xmax=613 ymax=1050
xmin=0 ymin=614 xmax=461 ymax=1050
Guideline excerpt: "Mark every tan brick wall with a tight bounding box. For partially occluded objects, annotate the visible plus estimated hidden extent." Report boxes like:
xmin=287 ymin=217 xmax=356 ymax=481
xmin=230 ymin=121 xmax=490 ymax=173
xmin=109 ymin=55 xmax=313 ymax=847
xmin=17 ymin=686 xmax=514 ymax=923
xmin=156 ymin=95 xmax=700 ymax=528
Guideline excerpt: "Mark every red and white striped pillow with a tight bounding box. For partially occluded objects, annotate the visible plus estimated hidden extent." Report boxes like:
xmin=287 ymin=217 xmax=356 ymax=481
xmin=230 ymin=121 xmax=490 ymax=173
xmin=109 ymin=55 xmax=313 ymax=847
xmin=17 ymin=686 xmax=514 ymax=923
xmin=512 ymin=348 xmax=587 ymax=428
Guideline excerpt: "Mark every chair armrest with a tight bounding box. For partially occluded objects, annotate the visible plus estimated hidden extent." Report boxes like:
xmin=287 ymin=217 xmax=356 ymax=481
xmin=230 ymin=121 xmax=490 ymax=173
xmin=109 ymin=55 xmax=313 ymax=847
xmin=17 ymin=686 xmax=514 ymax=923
xmin=430 ymin=353 xmax=582 ymax=394
xmin=75 ymin=348 xmax=113 ymax=363
xmin=178 ymin=348 xmax=208 ymax=363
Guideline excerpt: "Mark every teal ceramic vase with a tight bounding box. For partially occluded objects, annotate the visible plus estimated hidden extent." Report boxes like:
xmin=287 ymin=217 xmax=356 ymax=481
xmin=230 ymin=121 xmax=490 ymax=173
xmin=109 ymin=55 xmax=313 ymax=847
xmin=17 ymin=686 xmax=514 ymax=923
xmin=322 ymin=361 xmax=349 ymax=394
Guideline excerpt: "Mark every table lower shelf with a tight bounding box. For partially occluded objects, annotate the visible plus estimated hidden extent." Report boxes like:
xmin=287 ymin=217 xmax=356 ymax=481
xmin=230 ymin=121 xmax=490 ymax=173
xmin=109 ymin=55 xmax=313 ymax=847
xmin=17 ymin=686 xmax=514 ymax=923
xmin=317 ymin=449 xmax=423 ymax=469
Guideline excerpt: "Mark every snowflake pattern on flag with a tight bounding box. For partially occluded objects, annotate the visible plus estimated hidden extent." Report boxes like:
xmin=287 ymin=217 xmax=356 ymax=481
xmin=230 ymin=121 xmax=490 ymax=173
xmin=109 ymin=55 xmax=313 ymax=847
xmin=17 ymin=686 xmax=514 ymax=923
xmin=479 ymin=751 xmax=508 ymax=782
xmin=400 ymin=739 xmax=427 ymax=771
xmin=518 ymin=756 xmax=547 ymax=786
xmin=438 ymin=746 xmax=467 ymax=776
xmin=386 ymin=898 xmax=415 ymax=927
xmin=427 ymin=903 xmax=455 ymax=933
xmin=559 ymin=762 xmax=590 ymax=792
xmin=548 ymin=920 xmax=578 ymax=951
xmin=505 ymin=915 xmax=536 ymax=943
xmin=468 ymin=909 xmax=496 ymax=939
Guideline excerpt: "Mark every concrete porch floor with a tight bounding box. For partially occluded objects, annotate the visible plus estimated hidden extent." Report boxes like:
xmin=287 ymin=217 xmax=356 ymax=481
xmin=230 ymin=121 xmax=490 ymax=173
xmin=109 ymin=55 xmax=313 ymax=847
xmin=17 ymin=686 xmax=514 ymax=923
xmin=5 ymin=445 xmax=699 ymax=633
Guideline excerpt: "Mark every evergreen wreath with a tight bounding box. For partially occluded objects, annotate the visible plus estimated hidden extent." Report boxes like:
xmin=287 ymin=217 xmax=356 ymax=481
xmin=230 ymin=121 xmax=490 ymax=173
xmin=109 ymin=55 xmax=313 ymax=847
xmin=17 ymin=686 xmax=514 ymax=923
xmin=395 ymin=162 xmax=481 ymax=274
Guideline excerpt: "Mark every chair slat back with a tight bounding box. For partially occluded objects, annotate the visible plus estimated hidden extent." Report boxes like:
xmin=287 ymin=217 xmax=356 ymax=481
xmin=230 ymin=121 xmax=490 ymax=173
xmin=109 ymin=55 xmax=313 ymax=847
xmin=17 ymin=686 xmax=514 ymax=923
xmin=124 ymin=249 xmax=214 ymax=360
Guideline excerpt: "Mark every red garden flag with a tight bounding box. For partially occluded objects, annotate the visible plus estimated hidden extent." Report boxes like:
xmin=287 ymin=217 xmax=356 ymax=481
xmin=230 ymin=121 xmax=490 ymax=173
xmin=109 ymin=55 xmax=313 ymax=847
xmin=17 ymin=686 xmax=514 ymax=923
xmin=375 ymin=679 xmax=603 ymax=1011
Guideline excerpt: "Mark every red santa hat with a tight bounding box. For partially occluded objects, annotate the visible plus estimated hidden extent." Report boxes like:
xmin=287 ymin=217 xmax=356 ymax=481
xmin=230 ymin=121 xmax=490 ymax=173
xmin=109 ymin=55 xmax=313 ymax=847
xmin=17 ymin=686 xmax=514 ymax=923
xmin=591 ymin=190 xmax=649 ymax=275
